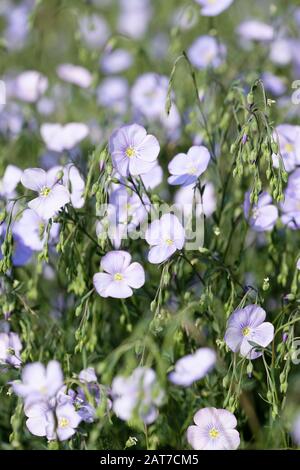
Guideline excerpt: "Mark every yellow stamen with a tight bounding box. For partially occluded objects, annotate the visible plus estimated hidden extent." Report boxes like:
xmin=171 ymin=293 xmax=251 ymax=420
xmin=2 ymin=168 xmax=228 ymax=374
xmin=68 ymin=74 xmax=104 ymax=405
xmin=58 ymin=417 xmax=69 ymax=428
xmin=165 ymin=239 xmax=173 ymax=246
xmin=285 ymin=143 xmax=294 ymax=153
xmin=125 ymin=147 xmax=135 ymax=158
xmin=242 ymin=326 xmax=251 ymax=337
xmin=114 ymin=273 xmax=123 ymax=281
xmin=209 ymin=428 xmax=219 ymax=439
xmin=40 ymin=186 xmax=51 ymax=197
xmin=187 ymin=166 xmax=197 ymax=175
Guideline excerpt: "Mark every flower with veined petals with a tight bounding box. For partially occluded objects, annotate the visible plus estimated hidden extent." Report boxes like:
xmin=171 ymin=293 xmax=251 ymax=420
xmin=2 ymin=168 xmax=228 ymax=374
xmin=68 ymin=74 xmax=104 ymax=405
xmin=224 ymin=304 xmax=274 ymax=360
xmin=55 ymin=403 xmax=82 ymax=441
xmin=93 ymin=250 xmax=145 ymax=299
xmin=145 ymin=213 xmax=185 ymax=264
xmin=187 ymin=407 xmax=240 ymax=450
xmin=168 ymin=146 xmax=211 ymax=186
xmin=21 ymin=168 xmax=70 ymax=220
xmin=24 ymin=400 xmax=81 ymax=441
xmin=109 ymin=124 xmax=160 ymax=177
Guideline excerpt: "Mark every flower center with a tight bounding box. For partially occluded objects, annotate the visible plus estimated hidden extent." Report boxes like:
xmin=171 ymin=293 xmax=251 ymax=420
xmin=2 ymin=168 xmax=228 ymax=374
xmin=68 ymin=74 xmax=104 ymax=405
xmin=285 ymin=143 xmax=294 ymax=154
xmin=209 ymin=427 xmax=219 ymax=439
xmin=114 ymin=272 xmax=124 ymax=281
xmin=252 ymin=208 xmax=260 ymax=220
xmin=242 ymin=326 xmax=251 ymax=337
xmin=165 ymin=238 xmax=173 ymax=246
xmin=58 ymin=417 xmax=69 ymax=428
xmin=40 ymin=186 xmax=51 ymax=197
xmin=187 ymin=165 xmax=197 ymax=175
xmin=125 ymin=147 xmax=136 ymax=158
xmin=39 ymin=385 xmax=47 ymax=394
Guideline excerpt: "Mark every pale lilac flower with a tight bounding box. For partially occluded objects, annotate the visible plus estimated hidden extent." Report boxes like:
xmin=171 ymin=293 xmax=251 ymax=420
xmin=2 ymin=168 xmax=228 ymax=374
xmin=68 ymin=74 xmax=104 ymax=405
xmin=281 ymin=169 xmax=300 ymax=229
xmin=187 ymin=408 xmax=240 ymax=450
xmin=40 ymin=123 xmax=89 ymax=153
xmin=75 ymin=367 xmax=111 ymax=423
xmin=140 ymin=164 xmax=163 ymax=190
xmin=169 ymin=348 xmax=216 ymax=386
xmin=48 ymin=164 xmax=85 ymax=209
xmin=109 ymin=124 xmax=160 ymax=177
xmin=12 ymin=71 xmax=48 ymax=102
xmin=224 ymin=305 xmax=274 ymax=360
xmin=145 ymin=214 xmax=185 ymax=264
xmin=108 ymin=186 xmax=148 ymax=232
xmin=188 ymin=36 xmax=226 ymax=70
xmin=273 ymin=125 xmax=300 ymax=173
xmin=24 ymin=401 xmax=55 ymax=439
xmin=0 ymin=227 xmax=33 ymax=267
xmin=4 ymin=4 xmax=30 ymax=50
xmin=0 ymin=103 xmax=24 ymax=137
xmin=112 ymin=367 xmax=164 ymax=424
xmin=174 ymin=182 xmax=216 ymax=218
xmin=292 ymin=414 xmax=300 ymax=445
xmin=13 ymin=209 xmax=60 ymax=251
xmin=96 ymin=185 xmax=149 ymax=249
xmin=24 ymin=400 xmax=81 ymax=441
xmin=131 ymin=73 xmax=169 ymax=119
xmin=93 ymin=250 xmax=145 ymax=299
xmin=97 ymin=77 xmax=128 ymax=113
xmin=262 ymin=73 xmax=286 ymax=96
xmin=236 ymin=20 xmax=274 ymax=42
xmin=270 ymin=39 xmax=293 ymax=66
xmin=0 ymin=332 xmax=22 ymax=368
xmin=0 ymin=164 xmax=22 ymax=199
xmin=244 ymin=192 xmax=278 ymax=232
xmin=79 ymin=14 xmax=110 ymax=49
xmin=297 ymin=258 xmax=300 ymax=270
xmin=12 ymin=360 xmax=64 ymax=401
xmin=168 ymin=146 xmax=211 ymax=186
xmin=172 ymin=6 xmax=198 ymax=30
xmin=56 ymin=64 xmax=92 ymax=88
xmin=37 ymin=97 xmax=55 ymax=116
xmin=195 ymin=0 xmax=234 ymax=16
xmin=101 ymin=49 xmax=133 ymax=74
xmin=21 ymin=168 xmax=70 ymax=220
xmin=79 ymin=367 xmax=97 ymax=383
xmin=55 ymin=403 xmax=82 ymax=441
xmin=118 ymin=0 xmax=152 ymax=39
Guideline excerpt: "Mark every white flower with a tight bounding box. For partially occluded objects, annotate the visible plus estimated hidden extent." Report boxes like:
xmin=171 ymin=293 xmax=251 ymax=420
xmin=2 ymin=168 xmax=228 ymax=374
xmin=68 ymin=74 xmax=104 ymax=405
xmin=21 ymin=168 xmax=70 ymax=220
